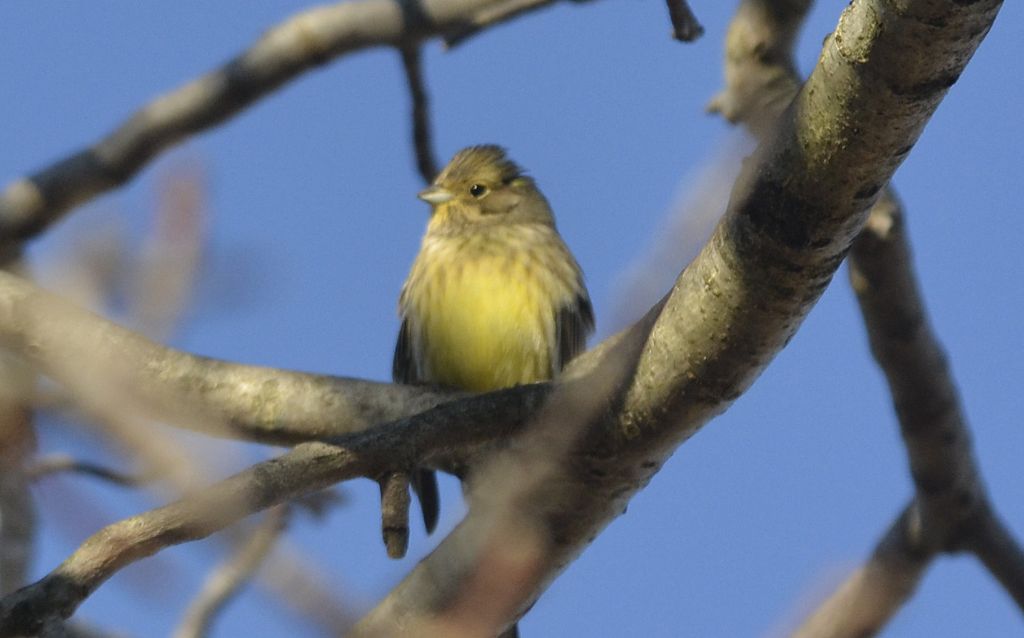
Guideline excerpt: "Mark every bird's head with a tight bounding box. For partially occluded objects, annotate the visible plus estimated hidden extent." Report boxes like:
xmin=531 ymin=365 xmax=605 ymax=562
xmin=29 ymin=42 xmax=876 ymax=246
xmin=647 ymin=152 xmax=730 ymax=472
xmin=419 ymin=145 xmax=554 ymax=229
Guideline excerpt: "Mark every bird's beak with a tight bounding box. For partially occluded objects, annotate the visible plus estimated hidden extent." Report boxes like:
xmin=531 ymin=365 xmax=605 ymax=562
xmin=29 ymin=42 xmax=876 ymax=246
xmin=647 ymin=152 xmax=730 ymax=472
xmin=418 ymin=185 xmax=454 ymax=205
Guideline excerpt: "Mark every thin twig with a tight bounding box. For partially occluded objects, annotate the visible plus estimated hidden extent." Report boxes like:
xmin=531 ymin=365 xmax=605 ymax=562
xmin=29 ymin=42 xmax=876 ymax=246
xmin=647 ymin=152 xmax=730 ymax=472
xmin=26 ymin=455 xmax=149 ymax=488
xmin=664 ymin=0 xmax=704 ymax=42
xmin=173 ymin=506 xmax=289 ymax=638
xmin=400 ymin=46 xmax=439 ymax=184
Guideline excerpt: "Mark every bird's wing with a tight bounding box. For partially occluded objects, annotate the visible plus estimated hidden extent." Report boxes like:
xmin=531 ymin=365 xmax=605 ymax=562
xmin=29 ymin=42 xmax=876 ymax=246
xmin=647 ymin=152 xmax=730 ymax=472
xmin=553 ymin=292 xmax=595 ymax=374
xmin=392 ymin=317 xmax=440 ymax=534
xmin=392 ymin=317 xmax=418 ymax=384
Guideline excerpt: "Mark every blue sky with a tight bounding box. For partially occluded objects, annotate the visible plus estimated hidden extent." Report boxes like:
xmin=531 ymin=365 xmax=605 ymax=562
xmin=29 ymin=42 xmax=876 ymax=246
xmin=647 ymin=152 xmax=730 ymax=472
xmin=1 ymin=1 xmax=1021 ymax=636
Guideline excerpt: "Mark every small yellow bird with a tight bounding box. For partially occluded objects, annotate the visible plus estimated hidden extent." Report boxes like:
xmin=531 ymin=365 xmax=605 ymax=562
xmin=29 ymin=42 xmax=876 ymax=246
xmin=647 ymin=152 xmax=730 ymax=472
xmin=394 ymin=145 xmax=593 ymax=533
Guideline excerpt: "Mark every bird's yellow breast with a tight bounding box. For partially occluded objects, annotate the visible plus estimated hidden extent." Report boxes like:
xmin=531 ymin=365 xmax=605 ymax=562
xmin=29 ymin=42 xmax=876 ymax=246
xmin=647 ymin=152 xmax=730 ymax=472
xmin=402 ymin=229 xmax=578 ymax=392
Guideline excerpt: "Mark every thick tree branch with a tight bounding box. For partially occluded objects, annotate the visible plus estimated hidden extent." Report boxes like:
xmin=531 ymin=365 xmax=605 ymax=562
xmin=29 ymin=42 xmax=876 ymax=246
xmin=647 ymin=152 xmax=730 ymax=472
xmin=0 ymin=0 xmax=585 ymax=246
xmin=355 ymin=0 xmax=1004 ymax=632
xmin=0 ymin=270 xmax=464 ymax=444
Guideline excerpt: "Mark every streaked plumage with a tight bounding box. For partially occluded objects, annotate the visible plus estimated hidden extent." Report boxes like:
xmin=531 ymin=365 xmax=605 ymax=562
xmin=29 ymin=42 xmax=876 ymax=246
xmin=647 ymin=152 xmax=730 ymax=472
xmin=394 ymin=145 xmax=593 ymax=533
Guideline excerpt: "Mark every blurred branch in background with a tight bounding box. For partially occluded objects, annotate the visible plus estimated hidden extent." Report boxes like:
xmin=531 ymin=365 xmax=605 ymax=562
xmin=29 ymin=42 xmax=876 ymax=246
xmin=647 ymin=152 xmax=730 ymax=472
xmin=174 ymin=506 xmax=289 ymax=638
xmin=705 ymin=0 xmax=808 ymax=138
xmin=0 ymin=405 xmax=34 ymax=597
xmin=26 ymin=455 xmax=149 ymax=488
xmin=251 ymin=544 xmax=360 ymax=635
xmin=609 ymin=134 xmax=751 ymax=331
xmin=17 ymin=166 xmax=360 ymax=635
xmin=0 ymin=254 xmax=37 ymax=597
xmin=127 ymin=163 xmax=206 ymax=341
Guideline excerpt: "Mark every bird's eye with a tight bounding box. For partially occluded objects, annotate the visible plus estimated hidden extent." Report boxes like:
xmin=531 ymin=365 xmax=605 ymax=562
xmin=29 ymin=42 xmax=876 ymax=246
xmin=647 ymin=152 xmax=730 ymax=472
xmin=469 ymin=184 xmax=488 ymax=198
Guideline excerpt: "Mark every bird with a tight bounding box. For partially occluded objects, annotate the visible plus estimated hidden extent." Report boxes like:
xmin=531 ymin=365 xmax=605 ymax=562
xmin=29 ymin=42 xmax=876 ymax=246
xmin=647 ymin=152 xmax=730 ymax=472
xmin=394 ymin=144 xmax=594 ymax=534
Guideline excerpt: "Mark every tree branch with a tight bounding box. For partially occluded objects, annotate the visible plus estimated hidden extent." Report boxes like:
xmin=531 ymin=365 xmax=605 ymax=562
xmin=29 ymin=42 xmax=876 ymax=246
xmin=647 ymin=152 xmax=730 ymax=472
xmin=400 ymin=45 xmax=440 ymax=184
xmin=791 ymin=185 xmax=1024 ymax=638
xmin=664 ymin=0 xmax=704 ymax=42
xmin=0 ymin=270 xmax=462 ymax=445
xmin=838 ymin=191 xmax=1024 ymax=615
xmin=970 ymin=507 xmax=1024 ymax=611
xmin=849 ymin=191 xmax=986 ymax=545
xmin=0 ymin=0 xmax=585 ymax=246
xmin=0 ymin=458 xmax=33 ymax=597
xmin=710 ymin=2 xmax=1019 ymax=633
xmin=26 ymin=455 xmax=148 ymax=488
